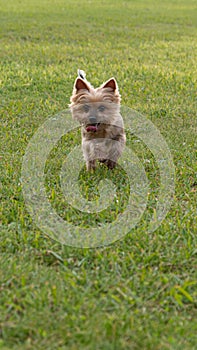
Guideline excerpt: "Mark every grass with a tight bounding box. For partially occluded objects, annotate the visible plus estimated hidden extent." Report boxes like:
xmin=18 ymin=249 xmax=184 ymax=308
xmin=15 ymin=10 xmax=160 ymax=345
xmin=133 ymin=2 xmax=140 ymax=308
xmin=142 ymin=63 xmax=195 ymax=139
xmin=0 ymin=0 xmax=197 ymax=348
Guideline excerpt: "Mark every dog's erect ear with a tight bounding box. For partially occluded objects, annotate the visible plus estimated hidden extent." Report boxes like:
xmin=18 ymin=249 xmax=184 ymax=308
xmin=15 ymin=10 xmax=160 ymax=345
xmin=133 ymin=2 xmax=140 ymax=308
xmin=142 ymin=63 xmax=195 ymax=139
xmin=78 ymin=69 xmax=86 ymax=80
xmin=75 ymin=78 xmax=90 ymax=92
xmin=102 ymin=78 xmax=118 ymax=92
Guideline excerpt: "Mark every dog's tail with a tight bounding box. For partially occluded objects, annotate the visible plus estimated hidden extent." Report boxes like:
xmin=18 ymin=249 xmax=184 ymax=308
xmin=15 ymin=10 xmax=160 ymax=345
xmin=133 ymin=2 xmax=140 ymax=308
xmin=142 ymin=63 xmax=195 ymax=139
xmin=78 ymin=69 xmax=86 ymax=80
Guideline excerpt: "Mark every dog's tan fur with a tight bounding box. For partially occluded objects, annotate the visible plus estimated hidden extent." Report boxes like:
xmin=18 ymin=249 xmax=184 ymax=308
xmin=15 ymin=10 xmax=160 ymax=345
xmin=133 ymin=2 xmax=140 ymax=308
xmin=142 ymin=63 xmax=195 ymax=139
xmin=70 ymin=74 xmax=126 ymax=171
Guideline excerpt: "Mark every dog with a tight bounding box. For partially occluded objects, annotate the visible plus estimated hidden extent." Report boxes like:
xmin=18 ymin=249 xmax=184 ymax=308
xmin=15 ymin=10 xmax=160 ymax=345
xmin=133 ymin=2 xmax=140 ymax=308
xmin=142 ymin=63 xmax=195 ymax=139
xmin=70 ymin=70 xmax=126 ymax=171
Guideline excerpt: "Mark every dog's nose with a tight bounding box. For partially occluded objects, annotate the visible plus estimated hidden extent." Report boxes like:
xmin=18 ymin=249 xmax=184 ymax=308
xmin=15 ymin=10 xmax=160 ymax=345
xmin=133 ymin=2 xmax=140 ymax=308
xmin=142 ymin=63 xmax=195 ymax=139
xmin=89 ymin=116 xmax=97 ymax=124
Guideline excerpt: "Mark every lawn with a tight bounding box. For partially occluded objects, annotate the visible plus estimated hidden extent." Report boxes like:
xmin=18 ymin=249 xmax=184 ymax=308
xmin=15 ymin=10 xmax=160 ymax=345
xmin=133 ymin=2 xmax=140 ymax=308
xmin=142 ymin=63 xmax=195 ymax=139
xmin=0 ymin=0 xmax=197 ymax=349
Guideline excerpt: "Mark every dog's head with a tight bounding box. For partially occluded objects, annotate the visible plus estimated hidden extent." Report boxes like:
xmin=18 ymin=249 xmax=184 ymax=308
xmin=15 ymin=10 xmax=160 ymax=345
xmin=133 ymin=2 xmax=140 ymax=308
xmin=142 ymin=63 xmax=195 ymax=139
xmin=70 ymin=74 xmax=121 ymax=133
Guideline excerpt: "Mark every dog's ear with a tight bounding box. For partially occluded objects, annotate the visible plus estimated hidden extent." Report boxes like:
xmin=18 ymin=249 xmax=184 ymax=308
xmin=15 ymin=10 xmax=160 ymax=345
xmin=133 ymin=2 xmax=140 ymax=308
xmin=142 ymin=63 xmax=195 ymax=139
xmin=102 ymin=78 xmax=118 ymax=92
xmin=74 ymin=78 xmax=90 ymax=92
xmin=100 ymin=78 xmax=120 ymax=103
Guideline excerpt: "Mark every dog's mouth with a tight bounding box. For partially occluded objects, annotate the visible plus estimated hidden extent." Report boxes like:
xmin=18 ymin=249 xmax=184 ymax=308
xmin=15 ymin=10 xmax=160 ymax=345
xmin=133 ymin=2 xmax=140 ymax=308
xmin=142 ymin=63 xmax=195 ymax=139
xmin=86 ymin=123 xmax=100 ymax=132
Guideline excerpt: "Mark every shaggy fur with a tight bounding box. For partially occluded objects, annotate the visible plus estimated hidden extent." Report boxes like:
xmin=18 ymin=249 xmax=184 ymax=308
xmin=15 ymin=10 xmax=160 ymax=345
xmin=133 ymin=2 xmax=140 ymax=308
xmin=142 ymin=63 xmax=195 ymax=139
xmin=70 ymin=72 xmax=126 ymax=171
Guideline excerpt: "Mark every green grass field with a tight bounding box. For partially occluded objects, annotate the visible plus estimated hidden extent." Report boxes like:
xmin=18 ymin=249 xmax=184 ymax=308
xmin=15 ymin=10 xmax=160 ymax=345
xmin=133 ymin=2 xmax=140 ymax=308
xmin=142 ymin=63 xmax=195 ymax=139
xmin=0 ymin=0 xmax=197 ymax=349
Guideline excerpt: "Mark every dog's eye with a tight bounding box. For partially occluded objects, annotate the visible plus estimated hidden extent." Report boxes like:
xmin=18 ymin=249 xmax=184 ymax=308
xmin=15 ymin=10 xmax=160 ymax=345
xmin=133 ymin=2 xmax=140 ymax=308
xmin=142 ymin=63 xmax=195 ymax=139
xmin=98 ymin=105 xmax=105 ymax=112
xmin=83 ymin=104 xmax=90 ymax=113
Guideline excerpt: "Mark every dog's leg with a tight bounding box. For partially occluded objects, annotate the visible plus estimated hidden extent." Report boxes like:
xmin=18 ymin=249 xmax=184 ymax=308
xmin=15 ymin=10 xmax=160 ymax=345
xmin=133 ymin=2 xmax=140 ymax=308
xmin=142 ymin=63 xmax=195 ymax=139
xmin=105 ymin=160 xmax=117 ymax=169
xmin=99 ymin=159 xmax=116 ymax=169
xmin=86 ymin=160 xmax=96 ymax=171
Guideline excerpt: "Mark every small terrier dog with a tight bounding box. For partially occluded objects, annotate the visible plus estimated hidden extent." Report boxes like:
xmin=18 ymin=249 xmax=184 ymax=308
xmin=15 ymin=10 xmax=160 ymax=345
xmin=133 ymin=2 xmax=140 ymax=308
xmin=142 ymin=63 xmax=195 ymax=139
xmin=70 ymin=70 xmax=126 ymax=171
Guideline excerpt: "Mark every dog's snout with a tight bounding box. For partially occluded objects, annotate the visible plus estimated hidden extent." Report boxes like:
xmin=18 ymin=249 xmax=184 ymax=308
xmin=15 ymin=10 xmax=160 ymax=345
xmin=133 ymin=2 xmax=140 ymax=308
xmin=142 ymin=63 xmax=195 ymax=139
xmin=89 ymin=116 xmax=97 ymax=124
